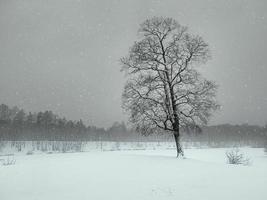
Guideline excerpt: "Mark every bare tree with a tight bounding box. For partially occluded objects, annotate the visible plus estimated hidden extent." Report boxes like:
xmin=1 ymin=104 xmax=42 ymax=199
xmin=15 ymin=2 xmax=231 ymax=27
xmin=121 ymin=17 xmax=219 ymax=157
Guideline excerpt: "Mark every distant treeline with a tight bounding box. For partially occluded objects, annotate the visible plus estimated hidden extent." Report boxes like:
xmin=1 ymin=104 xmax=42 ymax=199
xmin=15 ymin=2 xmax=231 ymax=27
xmin=0 ymin=104 xmax=267 ymax=147
xmin=183 ymin=125 xmax=267 ymax=147
xmin=0 ymin=103 xmax=130 ymax=141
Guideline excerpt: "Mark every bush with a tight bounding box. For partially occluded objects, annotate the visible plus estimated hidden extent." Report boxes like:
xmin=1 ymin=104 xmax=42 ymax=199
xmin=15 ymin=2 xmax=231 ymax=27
xmin=226 ymin=148 xmax=251 ymax=165
xmin=26 ymin=151 xmax=34 ymax=155
xmin=1 ymin=155 xmax=16 ymax=166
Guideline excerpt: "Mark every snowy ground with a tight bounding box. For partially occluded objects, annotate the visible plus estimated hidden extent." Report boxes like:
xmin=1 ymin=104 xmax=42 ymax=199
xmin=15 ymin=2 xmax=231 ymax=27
xmin=0 ymin=147 xmax=266 ymax=200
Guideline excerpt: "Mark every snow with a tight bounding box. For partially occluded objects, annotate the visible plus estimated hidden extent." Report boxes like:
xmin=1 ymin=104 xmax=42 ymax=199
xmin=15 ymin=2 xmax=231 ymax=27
xmin=0 ymin=147 xmax=267 ymax=200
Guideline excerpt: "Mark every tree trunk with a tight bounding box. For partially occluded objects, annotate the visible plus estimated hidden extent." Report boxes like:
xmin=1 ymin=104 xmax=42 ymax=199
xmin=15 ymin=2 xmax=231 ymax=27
xmin=174 ymin=133 xmax=183 ymax=157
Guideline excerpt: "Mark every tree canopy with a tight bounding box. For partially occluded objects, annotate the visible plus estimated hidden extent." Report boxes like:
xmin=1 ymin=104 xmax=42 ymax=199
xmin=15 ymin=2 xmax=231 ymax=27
xmin=121 ymin=17 xmax=219 ymax=156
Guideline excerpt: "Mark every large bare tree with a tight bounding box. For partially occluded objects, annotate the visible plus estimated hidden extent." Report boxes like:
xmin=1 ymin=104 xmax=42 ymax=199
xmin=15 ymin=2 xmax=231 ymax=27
xmin=121 ymin=17 xmax=219 ymax=157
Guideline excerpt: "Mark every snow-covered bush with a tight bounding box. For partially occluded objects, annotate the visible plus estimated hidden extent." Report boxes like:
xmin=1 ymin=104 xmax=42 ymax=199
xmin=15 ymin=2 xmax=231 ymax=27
xmin=226 ymin=148 xmax=251 ymax=165
xmin=26 ymin=150 xmax=34 ymax=155
xmin=1 ymin=155 xmax=16 ymax=166
xmin=115 ymin=142 xmax=120 ymax=150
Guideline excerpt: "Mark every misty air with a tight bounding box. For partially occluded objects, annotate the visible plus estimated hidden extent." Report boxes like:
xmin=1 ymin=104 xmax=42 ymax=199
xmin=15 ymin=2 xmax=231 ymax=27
xmin=0 ymin=1 xmax=267 ymax=200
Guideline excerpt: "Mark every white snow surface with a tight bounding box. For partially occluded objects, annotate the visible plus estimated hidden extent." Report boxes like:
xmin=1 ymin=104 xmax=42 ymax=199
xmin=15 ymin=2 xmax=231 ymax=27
xmin=0 ymin=147 xmax=266 ymax=200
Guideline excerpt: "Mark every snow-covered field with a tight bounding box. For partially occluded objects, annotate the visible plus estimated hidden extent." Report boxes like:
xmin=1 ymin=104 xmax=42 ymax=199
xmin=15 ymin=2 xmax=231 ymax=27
xmin=0 ymin=147 xmax=266 ymax=200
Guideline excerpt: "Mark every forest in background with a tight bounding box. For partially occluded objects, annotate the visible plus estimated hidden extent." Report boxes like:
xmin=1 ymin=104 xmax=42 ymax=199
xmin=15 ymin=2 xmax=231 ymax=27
xmin=0 ymin=104 xmax=267 ymax=147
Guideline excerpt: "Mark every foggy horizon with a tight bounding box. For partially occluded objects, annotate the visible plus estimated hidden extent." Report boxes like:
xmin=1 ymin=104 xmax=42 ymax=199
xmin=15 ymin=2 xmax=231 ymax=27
xmin=1 ymin=0 xmax=267 ymax=128
xmin=1 ymin=2 xmax=267 ymax=200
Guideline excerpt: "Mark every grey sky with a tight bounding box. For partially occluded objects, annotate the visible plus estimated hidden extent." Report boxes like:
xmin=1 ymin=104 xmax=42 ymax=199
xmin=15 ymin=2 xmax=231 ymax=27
xmin=0 ymin=0 xmax=267 ymax=127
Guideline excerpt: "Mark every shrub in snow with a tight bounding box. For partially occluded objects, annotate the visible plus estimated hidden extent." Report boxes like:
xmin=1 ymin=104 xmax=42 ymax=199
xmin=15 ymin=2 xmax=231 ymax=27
xmin=115 ymin=142 xmax=120 ymax=151
xmin=26 ymin=151 xmax=34 ymax=155
xmin=1 ymin=155 xmax=16 ymax=166
xmin=226 ymin=148 xmax=251 ymax=165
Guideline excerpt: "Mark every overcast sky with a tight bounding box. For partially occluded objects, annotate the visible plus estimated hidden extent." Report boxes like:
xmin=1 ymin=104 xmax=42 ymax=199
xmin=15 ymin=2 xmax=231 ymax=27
xmin=0 ymin=0 xmax=267 ymax=127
